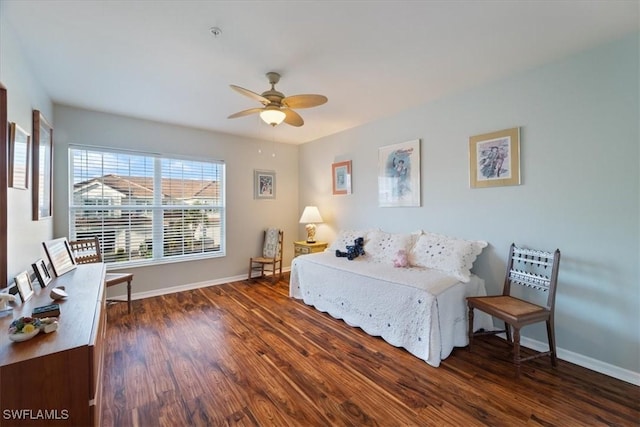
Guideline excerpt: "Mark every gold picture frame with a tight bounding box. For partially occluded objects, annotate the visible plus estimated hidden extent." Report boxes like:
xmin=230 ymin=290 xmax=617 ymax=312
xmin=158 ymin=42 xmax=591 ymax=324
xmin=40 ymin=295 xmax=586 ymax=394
xmin=8 ymin=122 xmax=30 ymax=190
xmin=332 ymin=160 xmax=352 ymax=195
xmin=469 ymin=127 xmax=521 ymax=188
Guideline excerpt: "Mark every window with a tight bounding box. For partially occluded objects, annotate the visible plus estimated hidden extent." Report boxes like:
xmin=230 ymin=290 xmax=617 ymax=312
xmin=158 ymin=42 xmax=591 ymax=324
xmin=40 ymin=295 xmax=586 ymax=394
xmin=69 ymin=146 xmax=225 ymax=266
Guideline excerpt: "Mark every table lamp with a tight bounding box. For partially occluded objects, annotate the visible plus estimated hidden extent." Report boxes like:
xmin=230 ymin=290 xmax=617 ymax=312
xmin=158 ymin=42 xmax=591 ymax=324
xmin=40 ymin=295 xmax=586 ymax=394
xmin=299 ymin=206 xmax=323 ymax=243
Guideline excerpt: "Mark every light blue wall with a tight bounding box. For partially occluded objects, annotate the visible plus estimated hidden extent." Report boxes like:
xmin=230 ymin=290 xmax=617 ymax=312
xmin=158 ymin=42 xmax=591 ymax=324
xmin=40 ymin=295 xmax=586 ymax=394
xmin=299 ymin=34 xmax=639 ymax=376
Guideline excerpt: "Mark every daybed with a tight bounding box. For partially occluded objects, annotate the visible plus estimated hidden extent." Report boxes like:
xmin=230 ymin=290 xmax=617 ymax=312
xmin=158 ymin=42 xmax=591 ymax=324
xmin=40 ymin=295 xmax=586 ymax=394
xmin=290 ymin=229 xmax=493 ymax=367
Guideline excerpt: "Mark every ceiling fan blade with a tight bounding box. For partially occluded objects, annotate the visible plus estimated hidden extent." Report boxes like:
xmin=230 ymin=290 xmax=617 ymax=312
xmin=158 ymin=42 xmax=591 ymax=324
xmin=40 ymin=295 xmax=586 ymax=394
xmin=283 ymin=109 xmax=304 ymax=127
xmin=230 ymin=85 xmax=270 ymax=105
xmin=282 ymin=94 xmax=328 ymax=109
xmin=228 ymin=107 xmax=263 ymax=119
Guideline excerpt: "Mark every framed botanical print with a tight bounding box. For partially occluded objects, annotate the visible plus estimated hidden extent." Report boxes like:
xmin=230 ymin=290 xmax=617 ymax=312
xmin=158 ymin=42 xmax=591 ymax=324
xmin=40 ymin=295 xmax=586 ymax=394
xmin=378 ymin=139 xmax=421 ymax=207
xmin=469 ymin=127 xmax=521 ymax=188
xmin=332 ymin=160 xmax=352 ymax=195
xmin=32 ymin=110 xmax=53 ymax=220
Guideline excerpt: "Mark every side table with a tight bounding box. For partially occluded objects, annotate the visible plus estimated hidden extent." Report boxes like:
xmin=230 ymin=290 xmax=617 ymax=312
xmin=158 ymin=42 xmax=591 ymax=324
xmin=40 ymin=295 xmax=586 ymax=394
xmin=293 ymin=241 xmax=328 ymax=257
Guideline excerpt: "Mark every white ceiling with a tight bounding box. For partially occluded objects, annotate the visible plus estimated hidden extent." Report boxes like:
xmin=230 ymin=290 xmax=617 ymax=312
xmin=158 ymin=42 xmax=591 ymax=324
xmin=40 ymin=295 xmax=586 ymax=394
xmin=2 ymin=1 xmax=638 ymax=144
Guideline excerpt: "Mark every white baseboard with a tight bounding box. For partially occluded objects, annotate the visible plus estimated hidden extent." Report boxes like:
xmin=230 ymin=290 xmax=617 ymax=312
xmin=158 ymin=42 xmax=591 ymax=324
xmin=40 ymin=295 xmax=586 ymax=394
xmin=125 ymin=274 xmax=248 ymax=301
xmin=112 ymin=269 xmax=638 ymax=386
xmin=111 ymin=267 xmax=291 ymax=302
xmin=496 ymin=333 xmax=639 ymax=386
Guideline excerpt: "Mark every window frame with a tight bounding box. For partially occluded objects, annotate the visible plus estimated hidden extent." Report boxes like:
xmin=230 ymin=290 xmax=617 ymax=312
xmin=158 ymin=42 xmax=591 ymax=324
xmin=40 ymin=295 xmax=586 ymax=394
xmin=68 ymin=145 xmax=226 ymax=268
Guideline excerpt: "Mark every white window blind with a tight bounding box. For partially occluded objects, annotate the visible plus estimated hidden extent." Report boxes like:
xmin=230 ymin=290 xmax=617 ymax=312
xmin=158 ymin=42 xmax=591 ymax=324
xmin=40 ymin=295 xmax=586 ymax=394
xmin=69 ymin=147 xmax=225 ymax=266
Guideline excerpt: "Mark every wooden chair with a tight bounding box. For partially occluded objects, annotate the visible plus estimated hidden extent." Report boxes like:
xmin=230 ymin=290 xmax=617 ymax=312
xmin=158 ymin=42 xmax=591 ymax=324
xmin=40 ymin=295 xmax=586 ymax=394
xmin=467 ymin=243 xmax=561 ymax=377
xmin=68 ymin=237 xmax=134 ymax=314
xmin=248 ymin=229 xmax=283 ymax=283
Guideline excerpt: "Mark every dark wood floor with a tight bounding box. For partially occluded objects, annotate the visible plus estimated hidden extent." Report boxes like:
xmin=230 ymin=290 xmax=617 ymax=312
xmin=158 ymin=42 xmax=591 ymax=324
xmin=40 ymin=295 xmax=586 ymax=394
xmin=102 ymin=274 xmax=640 ymax=426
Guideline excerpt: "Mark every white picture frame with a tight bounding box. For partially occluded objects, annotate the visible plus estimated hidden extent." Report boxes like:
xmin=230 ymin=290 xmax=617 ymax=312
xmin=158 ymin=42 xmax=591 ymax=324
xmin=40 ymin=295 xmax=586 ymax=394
xmin=15 ymin=271 xmax=34 ymax=303
xmin=378 ymin=139 xmax=421 ymax=207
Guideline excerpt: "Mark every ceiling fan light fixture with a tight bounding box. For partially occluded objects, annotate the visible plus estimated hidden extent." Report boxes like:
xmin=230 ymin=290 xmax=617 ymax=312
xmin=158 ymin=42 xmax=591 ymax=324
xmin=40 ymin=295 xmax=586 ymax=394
xmin=229 ymin=72 xmax=325 ymax=127
xmin=260 ymin=108 xmax=286 ymax=126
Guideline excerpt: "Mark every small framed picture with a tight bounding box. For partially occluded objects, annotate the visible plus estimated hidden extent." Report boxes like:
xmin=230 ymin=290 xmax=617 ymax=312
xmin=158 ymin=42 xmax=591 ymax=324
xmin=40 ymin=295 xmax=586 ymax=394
xmin=9 ymin=122 xmax=30 ymax=190
xmin=32 ymin=258 xmax=52 ymax=288
xmin=254 ymin=169 xmax=276 ymax=199
xmin=332 ymin=160 xmax=352 ymax=195
xmin=15 ymin=271 xmax=34 ymax=303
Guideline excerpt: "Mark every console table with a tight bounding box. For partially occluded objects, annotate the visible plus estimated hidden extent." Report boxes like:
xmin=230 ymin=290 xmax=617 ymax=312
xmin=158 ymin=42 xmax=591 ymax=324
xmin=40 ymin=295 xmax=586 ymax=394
xmin=0 ymin=263 xmax=106 ymax=426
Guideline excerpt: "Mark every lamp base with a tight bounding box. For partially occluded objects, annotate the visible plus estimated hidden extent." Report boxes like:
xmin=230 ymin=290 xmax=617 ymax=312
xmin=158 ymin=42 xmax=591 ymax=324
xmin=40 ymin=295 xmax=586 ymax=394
xmin=305 ymin=223 xmax=317 ymax=244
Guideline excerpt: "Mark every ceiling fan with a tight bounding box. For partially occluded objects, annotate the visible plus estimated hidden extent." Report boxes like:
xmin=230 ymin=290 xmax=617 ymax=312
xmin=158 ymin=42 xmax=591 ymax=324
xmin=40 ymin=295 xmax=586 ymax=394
xmin=228 ymin=72 xmax=327 ymax=127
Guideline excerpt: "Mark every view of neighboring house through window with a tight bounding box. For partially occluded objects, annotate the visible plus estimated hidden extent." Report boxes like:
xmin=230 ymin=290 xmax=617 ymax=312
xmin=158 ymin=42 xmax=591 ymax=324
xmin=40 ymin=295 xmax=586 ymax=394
xmin=69 ymin=146 xmax=225 ymax=266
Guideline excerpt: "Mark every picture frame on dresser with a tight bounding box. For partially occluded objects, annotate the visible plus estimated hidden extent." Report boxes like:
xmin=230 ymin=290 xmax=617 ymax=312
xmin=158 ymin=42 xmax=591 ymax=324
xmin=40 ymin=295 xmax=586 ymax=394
xmin=8 ymin=122 xmax=30 ymax=190
xmin=32 ymin=258 xmax=53 ymax=288
xmin=43 ymin=237 xmax=77 ymax=277
xmin=32 ymin=110 xmax=53 ymax=220
xmin=14 ymin=271 xmax=34 ymax=303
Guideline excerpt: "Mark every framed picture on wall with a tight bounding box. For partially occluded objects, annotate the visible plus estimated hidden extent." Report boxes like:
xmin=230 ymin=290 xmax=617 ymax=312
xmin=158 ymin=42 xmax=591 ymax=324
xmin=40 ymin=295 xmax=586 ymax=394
xmin=332 ymin=160 xmax=352 ymax=195
xmin=469 ymin=127 xmax=521 ymax=188
xmin=8 ymin=122 xmax=30 ymax=190
xmin=32 ymin=110 xmax=53 ymax=220
xmin=378 ymin=139 xmax=421 ymax=207
xmin=254 ymin=169 xmax=276 ymax=199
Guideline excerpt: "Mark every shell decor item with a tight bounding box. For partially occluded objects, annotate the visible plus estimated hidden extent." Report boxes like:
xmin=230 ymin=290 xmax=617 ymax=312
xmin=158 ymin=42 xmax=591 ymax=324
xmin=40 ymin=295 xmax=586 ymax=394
xmin=50 ymin=286 xmax=68 ymax=300
xmin=8 ymin=316 xmax=59 ymax=342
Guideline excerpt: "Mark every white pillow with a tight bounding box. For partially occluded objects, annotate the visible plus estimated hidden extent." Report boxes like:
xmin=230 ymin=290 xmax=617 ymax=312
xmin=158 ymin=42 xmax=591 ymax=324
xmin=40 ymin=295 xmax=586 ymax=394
xmin=365 ymin=230 xmax=421 ymax=263
xmin=328 ymin=230 xmax=371 ymax=253
xmin=409 ymin=232 xmax=487 ymax=282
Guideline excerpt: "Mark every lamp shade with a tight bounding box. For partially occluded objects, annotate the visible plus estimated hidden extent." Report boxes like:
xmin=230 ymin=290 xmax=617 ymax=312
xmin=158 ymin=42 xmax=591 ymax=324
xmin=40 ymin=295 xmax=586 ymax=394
xmin=299 ymin=206 xmax=323 ymax=224
xmin=260 ymin=108 xmax=286 ymax=126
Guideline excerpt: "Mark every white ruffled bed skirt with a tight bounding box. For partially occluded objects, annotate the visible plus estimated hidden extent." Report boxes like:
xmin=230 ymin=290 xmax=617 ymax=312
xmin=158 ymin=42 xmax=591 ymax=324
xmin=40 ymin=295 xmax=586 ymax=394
xmin=289 ymin=252 xmax=493 ymax=367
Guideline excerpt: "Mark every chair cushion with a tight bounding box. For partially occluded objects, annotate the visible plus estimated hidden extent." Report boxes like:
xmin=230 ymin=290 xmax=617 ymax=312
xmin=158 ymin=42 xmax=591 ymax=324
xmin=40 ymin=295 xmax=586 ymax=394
xmin=263 ymin=228 xmax=280 ymax=258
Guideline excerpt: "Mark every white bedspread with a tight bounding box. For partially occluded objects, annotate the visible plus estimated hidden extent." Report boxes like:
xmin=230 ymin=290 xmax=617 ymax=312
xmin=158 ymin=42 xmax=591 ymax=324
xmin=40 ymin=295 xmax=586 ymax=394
xmin=290 ymin=252 xmax=493 ymax=367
